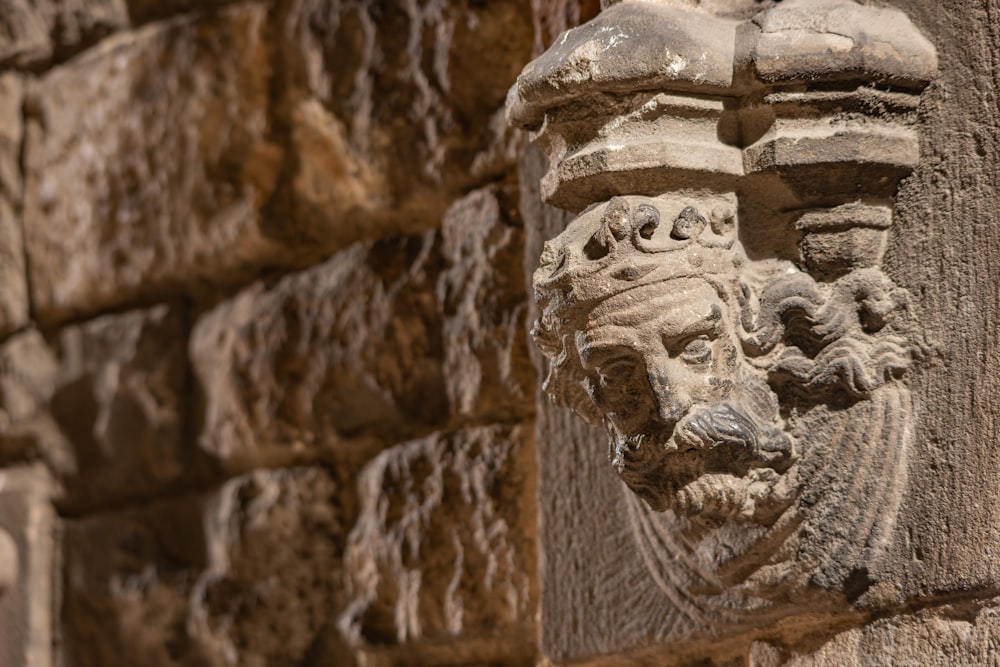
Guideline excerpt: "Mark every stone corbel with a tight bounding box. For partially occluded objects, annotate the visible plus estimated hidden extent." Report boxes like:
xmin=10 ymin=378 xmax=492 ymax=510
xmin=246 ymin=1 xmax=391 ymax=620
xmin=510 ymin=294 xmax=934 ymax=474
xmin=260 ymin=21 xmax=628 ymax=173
xmin=509 ymin=0 xmax=936 ymax=613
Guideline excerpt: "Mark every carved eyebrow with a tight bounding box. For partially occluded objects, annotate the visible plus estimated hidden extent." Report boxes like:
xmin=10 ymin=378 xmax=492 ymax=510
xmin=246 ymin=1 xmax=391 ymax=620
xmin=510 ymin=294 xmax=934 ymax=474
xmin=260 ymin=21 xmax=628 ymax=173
xmin=658 ymin=303 xmax=724 ymax=339
xmin=579 ymin=344 xmax=635 ymax=370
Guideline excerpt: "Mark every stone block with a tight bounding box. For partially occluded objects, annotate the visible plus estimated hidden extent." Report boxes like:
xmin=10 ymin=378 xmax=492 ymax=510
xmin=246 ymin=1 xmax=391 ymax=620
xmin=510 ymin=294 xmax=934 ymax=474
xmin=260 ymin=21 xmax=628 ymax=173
xmin=437 ymin=188 xmax=534 ymax=422
xmin=191 ymin=234 xmax=448 ymax=473
xmin=192 ymin=188 xmax=532 ymax=472
xmin=274 ymin=0 xmax=534 ymax=248
xmin=22 ymin=5 xmax=285 ymax=325
xmin=61 ymin=466 xmax=354 ymax=667
xmin=507 ymin=1 xmax=737 ymax=128
xmin=0 ymin=305 xmax=204 ymax=513
xmin=0 ymin=0 xmax=128 ymax=68
xmin=0 ymin=74 xmax=28 ymax=339
xmin=0 ymin=467 xmax=54 ymax=667
xmin=339 ymin=425 xmax=536 ymax=665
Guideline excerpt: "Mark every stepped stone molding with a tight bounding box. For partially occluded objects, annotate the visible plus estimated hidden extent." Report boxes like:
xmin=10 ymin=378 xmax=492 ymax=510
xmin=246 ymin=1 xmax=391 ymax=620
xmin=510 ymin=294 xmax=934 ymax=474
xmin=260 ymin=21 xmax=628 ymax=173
xmin=509 ymin=0 xmax=936 ymax=630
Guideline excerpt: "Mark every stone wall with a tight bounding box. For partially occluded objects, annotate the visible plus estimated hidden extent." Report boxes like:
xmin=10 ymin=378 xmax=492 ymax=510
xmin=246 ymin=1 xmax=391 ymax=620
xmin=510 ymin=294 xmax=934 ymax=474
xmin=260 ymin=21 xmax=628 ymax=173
xmin=1 ymin=1 xmax=999 ymax=666
xmin=0 ymin=1 xmax=600 ymax=664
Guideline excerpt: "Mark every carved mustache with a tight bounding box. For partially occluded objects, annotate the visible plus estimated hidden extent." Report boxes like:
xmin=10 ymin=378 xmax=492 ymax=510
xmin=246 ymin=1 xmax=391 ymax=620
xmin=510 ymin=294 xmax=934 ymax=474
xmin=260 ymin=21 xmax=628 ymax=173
xmin=675 ymin=404 xmax=777 ymax=472
xmin=609 ymin=402 xmax=793 ymax=511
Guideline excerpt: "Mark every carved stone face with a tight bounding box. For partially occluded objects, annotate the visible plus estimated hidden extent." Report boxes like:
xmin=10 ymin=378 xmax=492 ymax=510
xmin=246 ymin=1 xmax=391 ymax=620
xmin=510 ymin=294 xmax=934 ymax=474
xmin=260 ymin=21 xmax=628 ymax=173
xmin=575 ymin=278 xmax=794 ymax=523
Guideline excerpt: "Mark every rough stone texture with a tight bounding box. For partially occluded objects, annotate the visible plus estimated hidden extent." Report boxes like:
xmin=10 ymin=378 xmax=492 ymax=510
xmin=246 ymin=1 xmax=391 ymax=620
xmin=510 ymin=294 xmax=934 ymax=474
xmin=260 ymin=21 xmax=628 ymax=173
xmin=0 ymin=0 xmax=128 ymax=69
xmin=62 ymin=466 xmax=353 ymax=667
xmin=270 ymin=0 xmax=534 ymax=251
xmin=0 ymin=329 xmax=63 ymax=471
xmin=883 ymin=0 xmax=1000 ymax=601
xmin=0 ymin=305 xmax=207 ymax=514
xmin=514 ymin=1 xmax=1000 ymax=665
xmin=0 ymin=73 xmax=28 ymax=339
xmin=340 ymin=425 xmax=536 ymax=665
xmin=746 ymin=0 xmax=938 ymax=87
xmin=22 ymin=5 xmax=286 ymax=325
xmin=741 ymin=597 xmax=1000 ymax=666
xmin=192 ymin=186 xmax=532 ymax=473
xmin=0 ymin=467 xmax=54 ymax=667
xmin=437 ymin=189 xmax=533 ymax=423
xmin=0 ymin=0 xmax=997 ymax=664
xmin=20 ymin=0 xmax=539 ymax=324
xmin=191 ymin=233 xmax=449 ymax=474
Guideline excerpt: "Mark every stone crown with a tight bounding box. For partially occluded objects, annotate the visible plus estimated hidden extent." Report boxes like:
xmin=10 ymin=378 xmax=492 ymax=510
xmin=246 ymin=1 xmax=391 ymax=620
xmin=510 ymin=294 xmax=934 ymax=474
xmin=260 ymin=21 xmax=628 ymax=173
xmin=534 ymin=196 xmax=744 ymax=329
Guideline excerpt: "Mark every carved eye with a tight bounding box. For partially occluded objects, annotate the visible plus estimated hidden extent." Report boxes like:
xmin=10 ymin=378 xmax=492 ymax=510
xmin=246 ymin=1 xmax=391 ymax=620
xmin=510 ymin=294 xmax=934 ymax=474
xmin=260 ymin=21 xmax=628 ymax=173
xmin=678 ymin=335 xmax=712 ymax=364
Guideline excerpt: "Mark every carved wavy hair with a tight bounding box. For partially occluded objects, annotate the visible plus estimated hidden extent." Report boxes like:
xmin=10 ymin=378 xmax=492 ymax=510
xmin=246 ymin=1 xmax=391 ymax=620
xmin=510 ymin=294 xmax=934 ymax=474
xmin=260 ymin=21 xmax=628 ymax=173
xmin=745 ymin=267 xmax=923 ymax=399
xmin=533 ymin=266 xmax=922 ymax=420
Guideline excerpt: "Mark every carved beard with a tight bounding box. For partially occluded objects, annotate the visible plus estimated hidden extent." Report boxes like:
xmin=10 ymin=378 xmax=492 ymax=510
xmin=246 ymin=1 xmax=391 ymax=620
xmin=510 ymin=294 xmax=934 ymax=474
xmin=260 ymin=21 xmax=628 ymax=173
xmin=607 ymin=402 xmax=795 ymax=525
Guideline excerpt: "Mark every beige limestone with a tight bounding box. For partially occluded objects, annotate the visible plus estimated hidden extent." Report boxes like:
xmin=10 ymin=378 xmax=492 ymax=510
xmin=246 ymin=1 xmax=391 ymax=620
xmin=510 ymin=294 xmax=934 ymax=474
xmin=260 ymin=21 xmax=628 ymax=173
xmin=437 ymin=188 xmax=533 ymax=422
xmin=340 ymin=425 xmax=536 ymax=665
xmin=511 ymin=0 xmax=1000 ymax=665
xmin=0 ymin=73 xmax=27 ymax=339
xmin=272 ymin=0 xmax=534 ymax=252
xmin=0 ymin=0 xmax=127 ymax=68
xmin=191 ymin=233 xmax=450 ymax=474
xmin=22 ymin=5 xmax=286 ymax=325
xmin=62 ymin=466 xmax=354 ymax=667
xmin=0 ymin=305 xmax=205 ymax=514
xmin=0 ymin=0 xmax=995 ymax=664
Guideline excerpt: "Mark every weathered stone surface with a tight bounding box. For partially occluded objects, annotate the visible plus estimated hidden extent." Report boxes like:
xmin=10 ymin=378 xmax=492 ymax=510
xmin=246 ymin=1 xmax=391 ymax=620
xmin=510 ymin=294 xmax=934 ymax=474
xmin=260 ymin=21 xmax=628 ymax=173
xmin=744 ymin=0 xmax=938 ymax=87
xmin=191 ymin=233 xmax=448 ymax=473
xmin=340 ymin=425 xmax=536 ymax=664
xmin=508 ymin=2 xmax=937 ymax=213
xmin=0 ymin=0 xmax=128 ymax=68
xmin=438 ymin=188 xmax=533 ymax=422
xmin=62 ymin=466 xmax=353 ymax=667
xmin=0 ymin=467 xmax=54 ymax=667
xmin=192 ymin=186 xmax=532 ymax=472
xmin=0 ymin=74 xmax=28 ymax=339
xmin=512 ymin=0 xmax=1000 ymax=664
xmin=272 ymin=0 xmax=534 ymax=249
xmin=507 ymin=1 xmax=738 ymax=128
xmin=748 ymin=598 xmax=1000 ymax=666
xmin=0 ymin=305 xmax=205 ymax=513
xmin=0 ymin=329 xmax=63 ymax=470
xmin=22 ymin=5 xmax=285 ymax=325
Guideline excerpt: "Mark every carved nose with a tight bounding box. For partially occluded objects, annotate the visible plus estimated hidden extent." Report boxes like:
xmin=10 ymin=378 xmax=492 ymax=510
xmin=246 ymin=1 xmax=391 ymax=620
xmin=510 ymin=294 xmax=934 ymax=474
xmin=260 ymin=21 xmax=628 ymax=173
xmin=646 ymin=369 xmax=688 ymax=425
